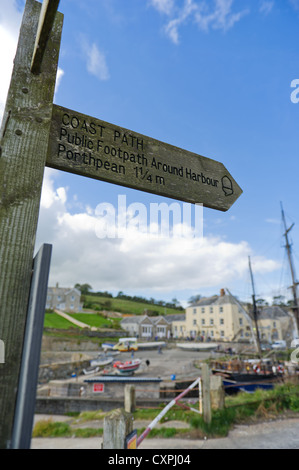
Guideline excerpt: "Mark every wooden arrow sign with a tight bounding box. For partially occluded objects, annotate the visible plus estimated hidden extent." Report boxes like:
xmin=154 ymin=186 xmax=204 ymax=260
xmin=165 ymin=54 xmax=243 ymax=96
xmin=46 ymin=104 xmax=242 ymax=211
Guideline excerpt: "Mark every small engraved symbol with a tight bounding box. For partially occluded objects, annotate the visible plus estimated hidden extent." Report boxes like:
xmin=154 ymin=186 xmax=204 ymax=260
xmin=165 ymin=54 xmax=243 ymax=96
xmin=222 ymin=176 xmax=234 ymax=196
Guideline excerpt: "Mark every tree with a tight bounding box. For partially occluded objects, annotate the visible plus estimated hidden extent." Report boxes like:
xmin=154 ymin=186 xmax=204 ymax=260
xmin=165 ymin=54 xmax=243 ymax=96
xmin=188 ymin=295 xmax=201 ymax=305
xmin=172 ymin=298 xmax=180 ymax=307
xmin=75 ymin=283 xmax=92 ymax=295
xmin=272 ymin=295 xmax=286 ymax=306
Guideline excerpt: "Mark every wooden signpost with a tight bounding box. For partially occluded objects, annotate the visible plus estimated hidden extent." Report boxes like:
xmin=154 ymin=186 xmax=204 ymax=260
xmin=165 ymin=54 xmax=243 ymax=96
xmin=46 ymin=104 xmax=242 ymax=212
xmin=0 ymin=0 xmax=242 ymax=448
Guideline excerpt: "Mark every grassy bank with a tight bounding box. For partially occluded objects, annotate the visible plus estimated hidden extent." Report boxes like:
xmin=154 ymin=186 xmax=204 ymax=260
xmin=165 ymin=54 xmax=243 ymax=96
xmin=83 ymin=294 xmax=182 ymax=316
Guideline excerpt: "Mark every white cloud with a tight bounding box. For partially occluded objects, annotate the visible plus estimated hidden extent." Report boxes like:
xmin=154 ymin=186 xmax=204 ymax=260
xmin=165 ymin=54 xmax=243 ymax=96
xmin=165 ymin=0 xmax=198 ymax=44
xmin=81 ymin=38 xmax=110 ymax=81
xmin=36 ymin=171 xmax=280 ymax=296
xmin=289 ymin=0 xmax=299 ymax=11
xmin=259 ymin=1 xmax=274 ymax=15
xmin=194 ymin=0 xmax=249 ymax=32
xmin=149 ymin=0 xmax=175 ymax=15
xmin=150 ymin=0 xmax=249 ymax=43
xmin=54 ymin=67 xmax=64 ymax=98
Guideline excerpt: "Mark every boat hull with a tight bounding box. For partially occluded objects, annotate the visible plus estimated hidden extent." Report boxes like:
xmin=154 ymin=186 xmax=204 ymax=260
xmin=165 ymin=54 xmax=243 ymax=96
xmin=137 ymin=342 xmax=166 ymax=350
xmin=213 ymin=370 xmax=278 ymax=394
xmin=114 ymin=359 xmax=141 ymax=375
xmin=176 ymin=342 xmax=219 ymax=352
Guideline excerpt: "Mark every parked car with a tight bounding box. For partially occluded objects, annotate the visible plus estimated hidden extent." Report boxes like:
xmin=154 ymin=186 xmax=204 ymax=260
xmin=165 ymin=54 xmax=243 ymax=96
xmin=271 ymin=340 xmax=287 ymax=350
xmin=260 ymin=343 xmax=271 ymax=351
xmin=291 ymin=338 xmax=299 ymax=348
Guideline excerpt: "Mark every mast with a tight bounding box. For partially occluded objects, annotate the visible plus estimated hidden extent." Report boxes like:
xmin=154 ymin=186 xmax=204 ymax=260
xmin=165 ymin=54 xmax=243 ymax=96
xmin=248 ymin=256 xmax=262 ymax=357
xmin=281 ymin=202 xmax=299 ymax=333
xmin=225 ymin=288 xmax=259 ymax=354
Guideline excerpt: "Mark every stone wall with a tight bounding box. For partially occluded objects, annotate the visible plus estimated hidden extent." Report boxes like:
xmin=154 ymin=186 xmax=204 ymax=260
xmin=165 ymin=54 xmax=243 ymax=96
xmin=38 ymin=360 xmax=91 ymax=383
xmin=35 ymin=397 xmax=167 ymax=414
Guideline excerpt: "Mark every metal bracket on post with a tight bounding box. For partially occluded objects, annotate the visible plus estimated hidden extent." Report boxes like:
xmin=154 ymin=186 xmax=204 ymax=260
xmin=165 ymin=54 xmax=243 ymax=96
xmin=11 ymin=244 xmax=52 ymax=449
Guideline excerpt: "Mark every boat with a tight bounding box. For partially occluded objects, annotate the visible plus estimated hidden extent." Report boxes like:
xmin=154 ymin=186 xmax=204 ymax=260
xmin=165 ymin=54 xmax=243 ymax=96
xmin=83 ymin=366 xmax=100 ymax=375
xmin=137 ymin=341 xmax=166 ymax=350
xmin=211 ymin=359 xmax=283 ymax=394
xmin=214 ymin=370 xmax=278 ymax=394
xmin=90 ymin=354 xmax=115 ymax=367
xmin=176 ymin=342 xmax=219 ymax=352
xmin=113 ymin=359 xmax=141 ymax=375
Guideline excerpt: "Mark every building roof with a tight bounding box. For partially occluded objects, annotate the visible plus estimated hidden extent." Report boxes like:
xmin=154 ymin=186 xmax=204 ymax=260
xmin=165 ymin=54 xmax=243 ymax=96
xmin=48 ymin=286 xmax=81 ymax=296
xmin=120 ymin=315 xmax=150 ymax=324
xmin=152 ymin=316 xmax=171 ymax=325
xmin=258 ymin=305 xmax=291 ymax=319
xmin=190 ymin=295 xmax=218 ymax=307
xmin=84 ymin=377 xmax=162 ymax=383
xmin=189 ymin=291 xmax=239 ymax=308
xmin=165 ymin=314 xmax=186 ymax=322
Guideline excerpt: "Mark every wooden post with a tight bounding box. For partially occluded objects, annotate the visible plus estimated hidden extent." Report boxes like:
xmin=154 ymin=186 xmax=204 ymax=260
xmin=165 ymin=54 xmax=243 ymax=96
xmin=102 ymin=409 xmax=133 ymax=449
xmin=210 ymin=375 xmax=224 ymax=410
xmin=201 ymin=363 xmax=212 ymax=424
xmin=0 ymin=0 xmax=63 ymax=448
xmin=31 ymin=0 xmax=61 ymax=74
xmin=124 ymin=384 xmax=136 ymax=413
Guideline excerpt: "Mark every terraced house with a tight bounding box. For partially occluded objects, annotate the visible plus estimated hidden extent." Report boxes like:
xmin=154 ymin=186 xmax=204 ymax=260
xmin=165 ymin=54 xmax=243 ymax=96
xmin=120 ymin=315 xmax=172 ymax=339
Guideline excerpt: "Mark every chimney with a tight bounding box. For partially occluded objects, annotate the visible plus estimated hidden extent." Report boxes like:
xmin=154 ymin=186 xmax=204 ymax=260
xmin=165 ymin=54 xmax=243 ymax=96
xmin=220 ymin=288 xmax=225 ymax=297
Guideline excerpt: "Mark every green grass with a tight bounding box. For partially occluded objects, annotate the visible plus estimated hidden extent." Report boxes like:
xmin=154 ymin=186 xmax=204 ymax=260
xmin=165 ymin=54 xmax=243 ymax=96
xmin=43 ymin=312 xmax=121 ymax=330
xmin=32 ymin=384 xmax=299 ymax=440
xmin=32 ymin=419 xmax=72 ymax=437
xmin=44 ymin=313 xmax=74 ymax=329
xmin=70 ymin=313 xmax=119 ymax=328
xmin=84 ymin=295 xmax=181 ymax=316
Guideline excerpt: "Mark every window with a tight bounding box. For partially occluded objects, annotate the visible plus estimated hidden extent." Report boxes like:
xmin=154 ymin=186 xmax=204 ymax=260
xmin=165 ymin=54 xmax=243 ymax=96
xmin=142 ymin=326 xmax=152 ymax=336
xmin=220 ymin=318 xmax=224 ymax=325
xmin=239 ymin=318 xmax=243 ymax=325
xmin=193 ymin=319 xmax=197 ymax=326
xmin=210 ymin=318 xmax=214 ymax=325
xmin=210 ymin=307 xmax=213 ymax=313
xmin=201 ymin=307 xmax=205 ymax=313
xmin=273 ymin=321 xmax=276 ymax=328
xmin=157 ymin=326 xmax=165 ymax=334
xmin=219 ymin=306 xmax=223 ymax=313
xmin=193 ymin=308 xmax=197 ymax=314
xmin=220 ymin=330 xmax=225 ymax=337
xmin=202 ymin=319 xmax=205 ymax=325
xmin=210 ymin=330 xmax=214 ymax=337
xmin=71 ymin=295 xmax=75 ymax=301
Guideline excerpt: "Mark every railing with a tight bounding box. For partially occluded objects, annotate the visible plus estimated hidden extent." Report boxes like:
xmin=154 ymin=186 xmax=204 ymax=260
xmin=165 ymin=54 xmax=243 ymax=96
xmin=136 ymin=377 xmax=202 ymax=447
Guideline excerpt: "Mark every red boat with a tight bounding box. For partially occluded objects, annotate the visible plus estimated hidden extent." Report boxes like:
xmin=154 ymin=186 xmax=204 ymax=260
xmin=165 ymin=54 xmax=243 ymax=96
xmin=113 ymin=359 xmax=141 ymax=375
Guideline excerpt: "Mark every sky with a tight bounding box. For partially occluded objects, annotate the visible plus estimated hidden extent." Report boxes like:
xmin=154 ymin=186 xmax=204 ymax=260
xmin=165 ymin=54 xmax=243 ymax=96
xmin=1 ymin=0 xmax=299 ymax=308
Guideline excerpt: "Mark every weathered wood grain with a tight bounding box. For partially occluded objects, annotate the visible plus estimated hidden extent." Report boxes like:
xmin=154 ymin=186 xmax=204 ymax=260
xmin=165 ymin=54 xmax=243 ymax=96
xmin=47 ymin=105 xmax=242 ymax=211
xmin=0 ymin=0 xmax=63 ymax=448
